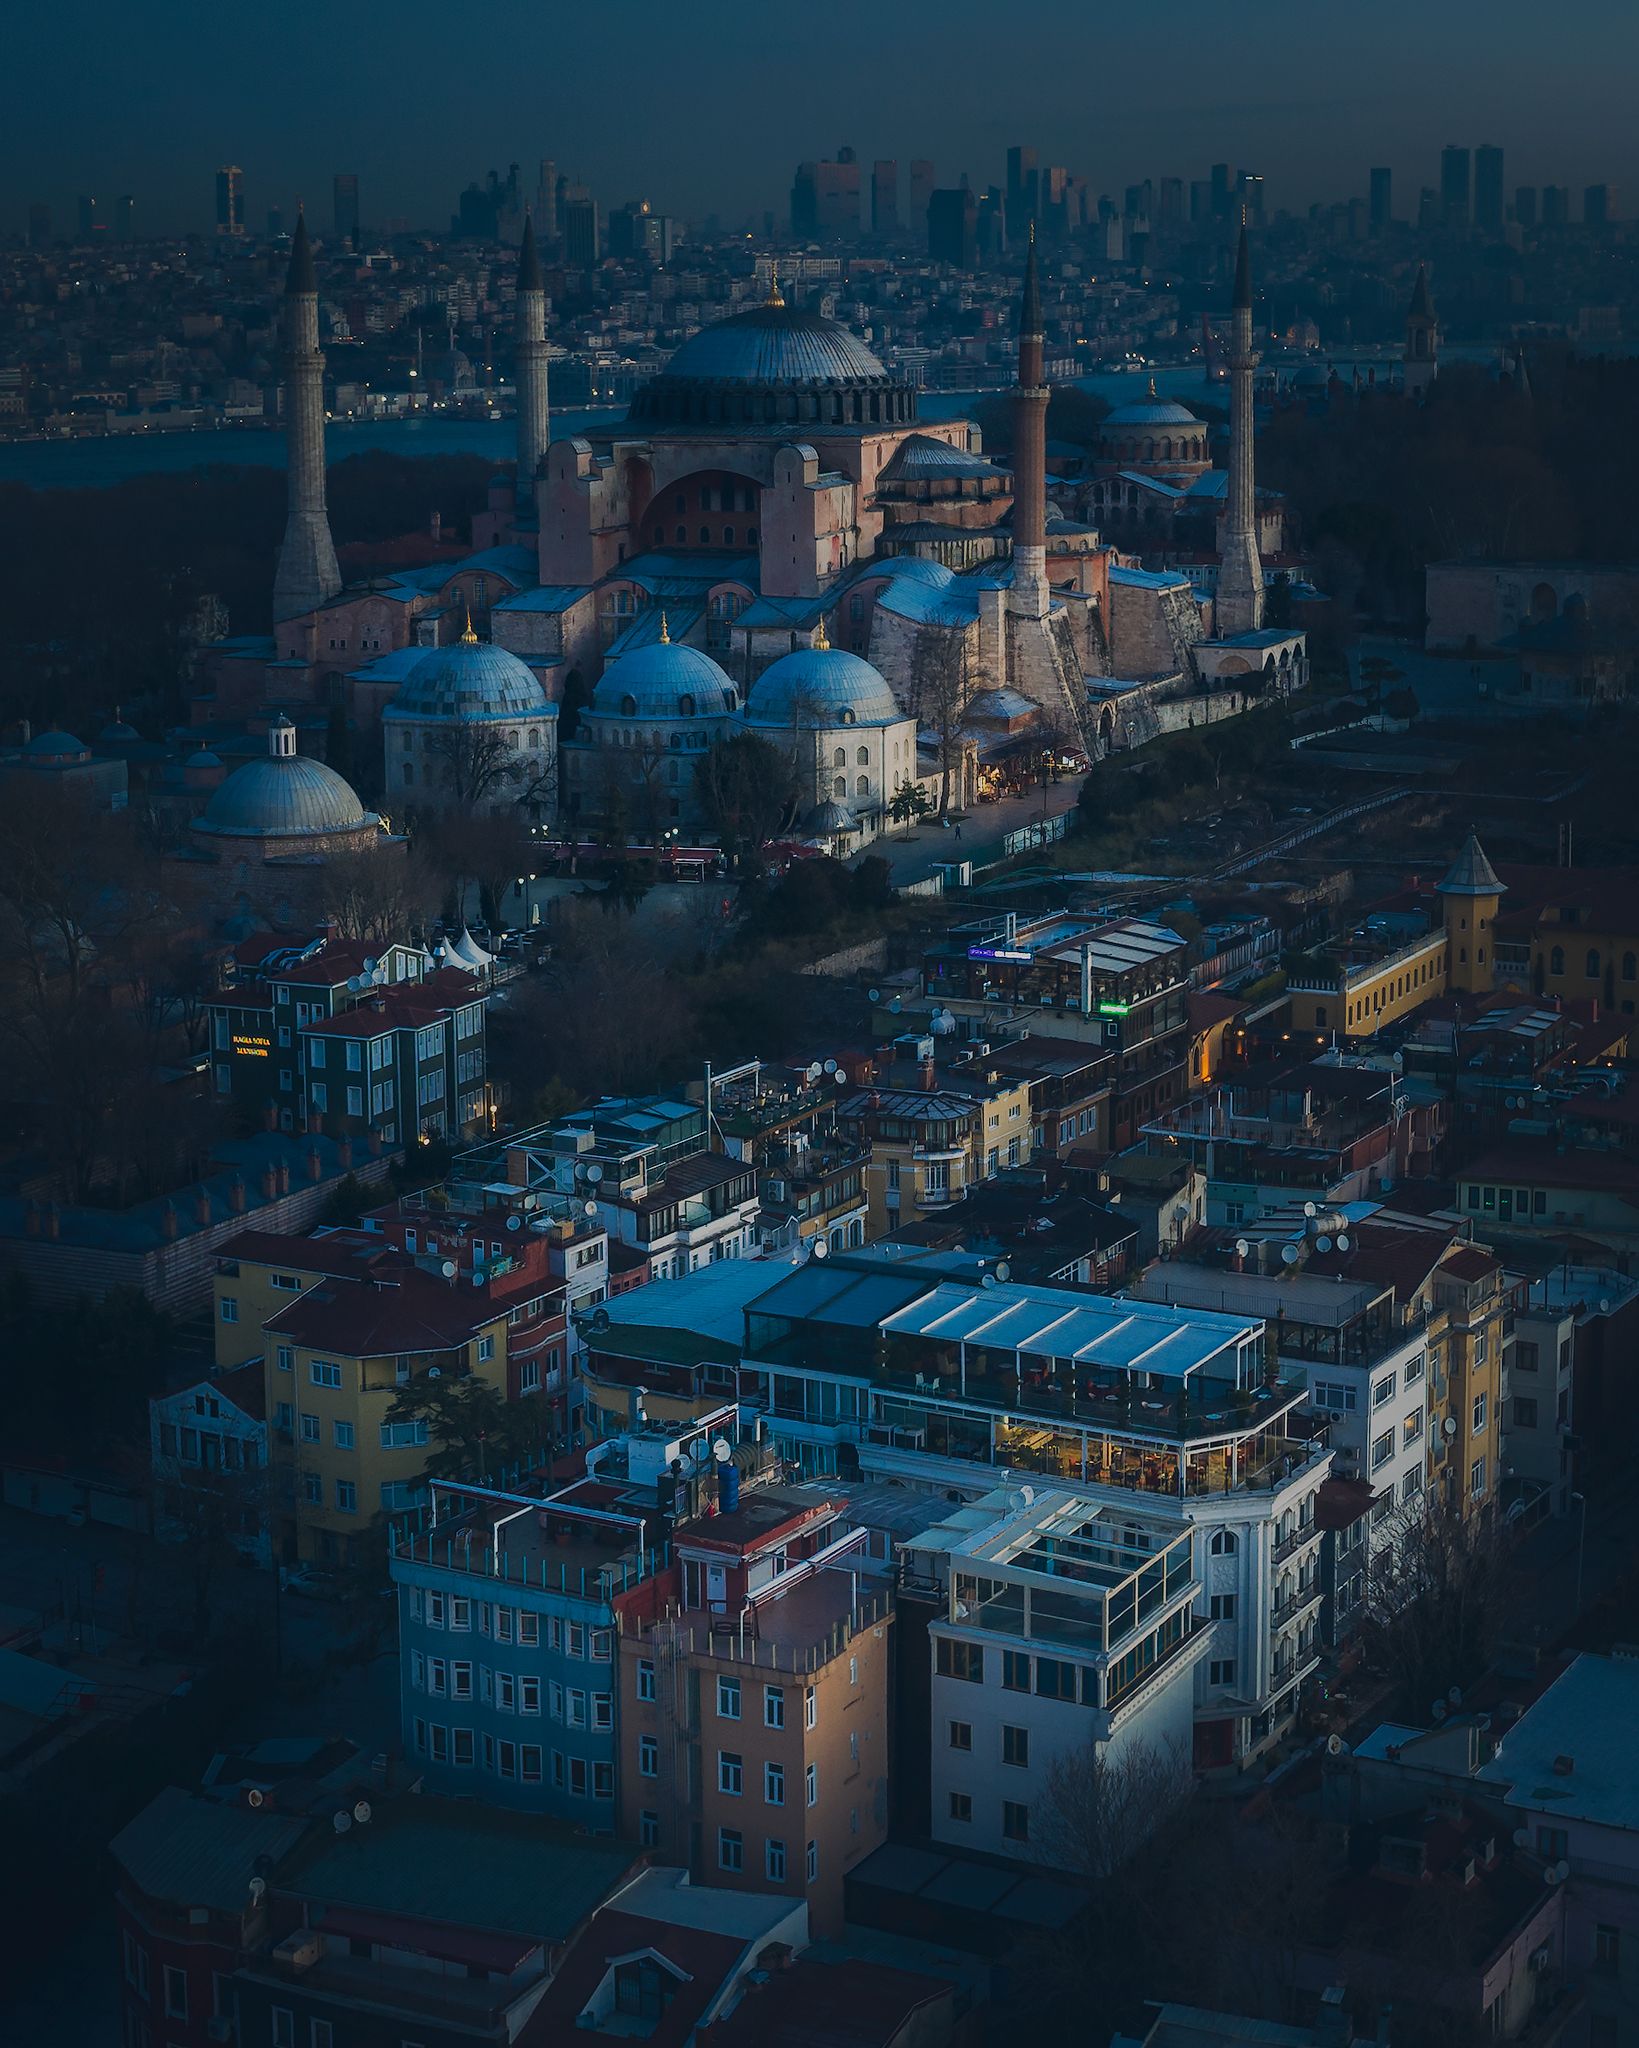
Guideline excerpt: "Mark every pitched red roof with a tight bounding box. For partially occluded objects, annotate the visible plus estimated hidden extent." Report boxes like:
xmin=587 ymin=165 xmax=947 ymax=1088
xmin=521 ymin=1909 xmax=748 ymax=2048
xmin=701 ymin=1955 xmax=952 ymax=2048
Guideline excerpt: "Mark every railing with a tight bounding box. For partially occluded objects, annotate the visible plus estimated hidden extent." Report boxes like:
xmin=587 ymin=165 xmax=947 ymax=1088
xmin=1273 ymin=1522 xmax=1321 ymax=1566
xmin=389 ymin=1523 xmax=666 ymax=1599
xmin=1272 ymin=1582 xmax=1323 ymax=1628
xmin=621 ymin=1587 xmax=894 ymax=1675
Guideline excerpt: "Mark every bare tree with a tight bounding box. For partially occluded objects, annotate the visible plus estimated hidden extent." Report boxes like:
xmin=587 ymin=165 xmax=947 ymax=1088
xmin=153 ymin=1454 xmax=271 ymax=1643
xmin=1034 ymin=1732 xmax=1194 ymax=1880
xmin=320 ymin=841 xmax=443 ymax=946
xmin=1362 ymin=1495 xmax=1516 ymax=1712
xmin=422 ymin=721 xmax=520 ymax=809
xmin=908 ymin=624 xmax=975 ymax=815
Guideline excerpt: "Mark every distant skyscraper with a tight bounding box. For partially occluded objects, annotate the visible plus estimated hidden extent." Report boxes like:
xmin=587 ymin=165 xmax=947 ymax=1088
xmin=1440 ymin=145 xmax=1470 ymax=229
xmin=215 ymin=164 xmax=245 ymax=237
xmin=1403 ymin=264 xmax=1439 ymax=396
xmin=1189 ymin=180 xmax=1210 ymax=224
xmin=908 ymin=159 xmax=935 ymax=226
xmin=76 ymin=195 xmax=99 ymax=241
xmin=1473 ymin=146 xmax=1504 ymax=233
xmin=536 ymin=160 xmax=558 ymax=242
xmin=1541 ymin=185 xmax=1569 ymax=226
xmin=27 ymin=202 xmax=51 ymax=250
xmin=1005 ymin=145 xmax=1038 ymax=237
xmin=333 ymin=174 xmax=360 ymax=248
xmin=1514 ymin=185 xmax=1538 ymax=228
xmin=871 ymin=159 xmax=898 ymax=235
xmin=1210 ymin=163 xmax=1233 ymax=218
xmin=927 ymin=187 xmax=977 ymax=269
xmin=561 ymin=186 xmax=600 ymax=267
xmin=513 ymin=214 xmax=550 ymax=511
xmin=1157 ymin=176 xmax=1183 ymax=224
xmin=791 ymin=152 xmax=861 ymax=238
xmin=115 ymin=194 xmax=136 ymax=241
xmin=1369 ymin=167 xmax=1392 ymax=231
xmin=1584 ymin=184 xmax=1615 ymax=226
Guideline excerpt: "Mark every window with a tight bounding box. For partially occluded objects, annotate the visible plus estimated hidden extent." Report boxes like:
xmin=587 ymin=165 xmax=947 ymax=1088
xmin=1470 ymin=1458 xmax=1487 ymax=1499
xmin=717 ymin=1675 xmax=741 ymax=1720
xmin=804 ymin=1685 xmax=817 ymax=1729
xmin=220 ymin=1296 xmax=238 ymax=1324
xmin=1002 ymin=1800 xmax=1030 ymax=1843
xmin=451 ymin=1661 xmax=473 ymax=1699
xmin=949 ymin=1719 xmax=972 ymax=1750
xmin=1472 ymin=1392 xmax=1488 ymax=1432
xmin=1003 ymin=1650 xmax=1032 ymax=1692
xmin=1209 ymin=1593 xmax=1236 ymax=1621
xmin=718 ymin=1827 xmax=743 ymax=1872
xmin=718 ymin=1751 xmax=743 ymax=1795
xmin=453 ymin=1728 xmax=474 ymax=1766
xmin=1537 ymin=1825 xmax=1569 ymax=1861
xmin=162 ymin=1967 xmax=187 ymax=2020
xmin=299 ymin=1411 xmax=320 ymax=1443
xmin=310 ymin=2022 xmax=333 ymax=2048
xmin=640 ymin=1810 xmax=660 ymax=1847
xmin=639 ymin=1735 xmax=658 ymax=1777
xmin=1002 ymin=1724 xmax=1030 ymax=1767
xmin=763 ymin=1684 xmax=784 ymax=1727
xmin=1513 ymin=1395 xmax=1539 ymax=1428
xmin=765 ymin=1760 xmax=785 ymax=1804
xmin=476 ymin=1335 xmax=494 ymax=1363
xmin=302 ymin=1471 xmax=322 ymax=1505
xmin=1373 ymin=1375 xmax=1395 ymax=1407
xmin=521 ymin=1676 xmax=540 ymax=1714
xmin=948 ymin=1791 xmax=973 ymax=1823
xmin=1514 ymin=1340 xmax=1540 ymax=1374
xmin=766 ymin=1837 xmax=787 ymax=1881
xmin=272 ymin=2012 xmax=296 ymax=2048
xmin=1594 ymin=1924 xmax=1620 ymax=1970
xmin=637 ymin=1659 xmax=656 ymax=1702
xmin=309 ymin=1359 xmax=342 ymax=1389
xmin=497 ymin=1672 xmax=516 ymax=1711
xmin=335 ymin=1479 xmax=357 ymax=1512
xmin=1372 ymin=1430 xmax=1394 ymax=1470
xmin=805 ymin=1762 xmax=818 ymax=1806
xmin=1209 ymin=1529 xmax=1238 ymax=1556
xmin=1405 ymin=1351 xmax=1425 ymax=1383
xmin=937 ymin=1638 xmax=984 ymax=1683
xmin=276 ymin=1346 xmax=293 ymax=1372
xmin=1403 ymin=1410 xmax=1423 ymax=1445
xmin=1209 ymin=1658 xmax=1237 ymax=1686
xmin=333 ymin=1419 xmax=354 ymax=1450
xmin=806 ymin=1840 xmax=818 ymax=1882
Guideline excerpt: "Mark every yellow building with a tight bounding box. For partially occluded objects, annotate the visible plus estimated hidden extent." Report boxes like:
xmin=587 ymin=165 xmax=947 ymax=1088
xmin=1427 ymin=1245 xmax=1510 ymax=1518
xmin=1438 ymin=831 xmax=1505 ymax=997
xmin=838 ymin=1069 xmax=1034 ymax=1238
xmin=1286 ymin=927 xmax=1449 ymax=1041
xmin=215 ymin=1228 xmax=545 ymax=1565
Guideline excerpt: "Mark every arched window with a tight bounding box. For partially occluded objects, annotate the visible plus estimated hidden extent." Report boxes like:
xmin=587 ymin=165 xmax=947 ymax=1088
xmin=1209 ymin=1529 xmax=1237 ymax=1556
xmin=402 ymin=763 xmax=414 ymax=787
xmin=747 ymin=526 xmax=758 ymax=545
xmin=856 ymin=745 xmax=870 ymax=766
xmin=506 ymin=730 xmax=520 ymax=749
xmin=527 ymin=728 xmax=540 ymax=749
xmin=1550 ymin=946 xmax=1565 ymax=976
xmin=1586 ymin=949 xmax=1601 ymax=978
xmin=675 ymin=525 xmax=686 ymax=544
xmin=723 ymin=525 xmax=735 ymax=546
xmin=620 ymin=694 xmax=637 ymax=718
xmin=855 ymin=774 xmax=870 ymax=797
xmin=699 ymin=526 xmax=711 ymax=545
xmin=679 ymin=694 xmax=696 ymax=718
xmin=833 ymin=747 xmax=846 ymax=768
xmin=833 ymin=776 xmax=846 ymax=798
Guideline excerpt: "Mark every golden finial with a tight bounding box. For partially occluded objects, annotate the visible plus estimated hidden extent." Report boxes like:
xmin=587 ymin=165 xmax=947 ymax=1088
xmin=460 ymin=605 xmax=477 ymax=645
xmin=814 ymin=615 xmax=830 ymax=651
xmin=658 ymin=612 xmax=670 ymax=643
xmin=766 ymin=258 xmax=785 ymax=309
xmin=1147 ymin=375 xmax=1157 ymax=397
xmin=1028 ymin=220 xmax=1036 ymax=246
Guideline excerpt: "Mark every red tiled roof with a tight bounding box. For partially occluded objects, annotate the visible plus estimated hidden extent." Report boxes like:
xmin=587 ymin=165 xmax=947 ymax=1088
xmin=1441 ymin=1245 xmax=1502 ymax=1283
xmin=262 ymin=1268 xmax=504 ymax=1354
xmin=1188 ymin=989 xmax=1248 ymax=1031
xmin=302 ymin=968 xmax=480 ymax=1038
xmin=701 ymin=1955 xmax=952 ymax=2048
xmin=521 ymin=1910 xmax=748 ymax=2048
xmin=218 ymin=1228 xmax=389 ymax=1280
xmin=1461 ymin=1146 xmax=1639 ymax=1193
xmin=1492 ymin=862 xmax=1639 ymax=937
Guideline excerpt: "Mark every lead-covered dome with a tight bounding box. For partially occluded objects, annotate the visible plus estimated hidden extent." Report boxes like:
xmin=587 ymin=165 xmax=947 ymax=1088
xmin=628 ymin=296 xmax=916 ymax=433
xmin=389 ymin=635 xmax=548 ymax=721
xmin=196 ymin=718 xmax=376 ymax=840
xmin=746 ymin=645 xmax=902 ymax=729
xmin=591 ymin=635 xmax=739 ymax=721
xmin=1102 ymin=394 xmax=1200 ymax=428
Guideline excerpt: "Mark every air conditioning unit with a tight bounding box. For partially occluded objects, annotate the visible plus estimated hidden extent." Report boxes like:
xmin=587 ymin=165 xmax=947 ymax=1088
xmin=207 ymin=2020 xmax=235 ymax=2044
xmin=273 ymin=1930 xmax=322 ymax=1971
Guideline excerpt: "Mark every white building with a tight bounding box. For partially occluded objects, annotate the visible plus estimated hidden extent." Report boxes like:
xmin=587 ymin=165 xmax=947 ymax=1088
xmin=905 ymin=1484 xmax=1207 ymax=1865
xmin=149 ymin=1363 xmax=270 ymax=1565
xmin=381 ymin=628 xmax=557 ymax=819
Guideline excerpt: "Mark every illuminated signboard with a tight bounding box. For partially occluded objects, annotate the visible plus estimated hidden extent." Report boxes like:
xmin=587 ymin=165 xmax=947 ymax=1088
xmin=232 ymin=1034 xmax=272 ymax=1058
xmin=1096 ymin=1001 xmax=1131 ymax=1018
xmin=968 ymin=946 xmax=1033 ymax=964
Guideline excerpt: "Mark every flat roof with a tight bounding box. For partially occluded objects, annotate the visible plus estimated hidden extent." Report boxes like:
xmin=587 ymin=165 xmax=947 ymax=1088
xmin=596 ymin=1257 xmax=782 ymax=1348
xmin=881 ymin=1278 xmax=1256 ymax=1380
xmin=1134 ymin=1263 xmax=1385 ymax=1329
xmin=1475 ymin=1653 xmax=1639 ymax=1833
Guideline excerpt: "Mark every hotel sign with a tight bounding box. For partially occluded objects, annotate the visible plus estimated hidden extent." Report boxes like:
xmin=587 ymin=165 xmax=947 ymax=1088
xmin=968 ymin=945 xmax=1032 ymax=964
xmin=232 ymin=1034 xmax=272 ymax=1058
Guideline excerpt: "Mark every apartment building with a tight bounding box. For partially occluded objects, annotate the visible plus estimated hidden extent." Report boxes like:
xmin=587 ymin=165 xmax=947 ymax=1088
xmin=733 ymin=1250 xmax=1332 ymax=1767
xmin=208 ymin=932 xmax=488 ymax=1143
xmin=216 ymin=1222 xmax=565 ymax=1563
xmin=712 ymin=1064 xmax=870 ymax=1253
xmin=613 ymin=1473 xmax=894 ymax=1936
xmin=835 ymin=1083 xmax=990 ymax=1235
xmin=149 ymin=1361 xmax=270 ymax=1565
xmin=903 ymin=1485 xmax=1209 ymax=1865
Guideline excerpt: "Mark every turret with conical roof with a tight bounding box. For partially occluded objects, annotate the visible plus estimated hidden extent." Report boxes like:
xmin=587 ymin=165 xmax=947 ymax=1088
xmin=513 ymin=210 xmax=550 ymax=515
xmin=1404 ymin=264 xmax=1439 ymax=397
xmin=1216 ymin=225 xmax=1264 ymax=635
xmin=1438 ymin=829 xmax=1504 ymax=994
xmin=271 ymin=210 xmax=342 ymax=624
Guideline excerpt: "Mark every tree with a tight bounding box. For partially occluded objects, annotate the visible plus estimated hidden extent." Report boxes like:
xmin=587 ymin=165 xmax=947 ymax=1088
xmin=889 ymin=779 xmax=932 ymax=837
xmin=694 ymin=731 xmax=801 ymax=856
xmin=422 ymin=720 xmax=551 ymax=813
xmin=1033 ymin=1733 xmax=1193 ymax=1881
xmin=1356 ymin=653 xmax=1404 ymax=722
xmin=318 ymin=841 xmax=442 ymax=945
xmin=1362 ymin=1496 xmax=1517 ymax=1711
xmin=385 ymin=1373 xmax=554 ymax=1484
xmin=421 ymin=808 xmax=536 ymax=932
xmin=908 ymin=626 xmax=974 ymax=816
xmin=153 ymin=1454 xmax=270 ymax=1643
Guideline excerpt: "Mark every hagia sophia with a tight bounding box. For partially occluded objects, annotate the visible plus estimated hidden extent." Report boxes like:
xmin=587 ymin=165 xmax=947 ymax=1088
xmin=9 ymin=213 xmax=1317 ymax=898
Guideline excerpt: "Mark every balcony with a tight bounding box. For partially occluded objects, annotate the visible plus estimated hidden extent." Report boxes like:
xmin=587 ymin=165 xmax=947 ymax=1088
xmin=1273 ymin=1522 xmax=1322 ymax=1567
xmin=1272 ymin=1581 xmax=1323 ymax=1629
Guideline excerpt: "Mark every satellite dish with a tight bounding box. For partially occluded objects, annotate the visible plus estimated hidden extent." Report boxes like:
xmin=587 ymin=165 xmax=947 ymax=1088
xmin=583 ymin=1199 xmax=598 ymax=1217
xmin=994 ymin=1260 xmax=1011 ymax=1282
xmin=506 ymin=1214 xmax=521 ymax=1231
xmin=427 ymin=1366 xmax=442 ymax=1379
xmin=981 ymin=1273 xmax=997 ymax=1288
xmin=440 ymin=1260 xmax=457 ymax=1279
xmin=332 ymin=1811 xmax=353 ymax=1834
xmin=249 ymin=1877 xmax=267 ymax=1903
xmin=1336 ymin=1233 xmax=1351 ymax=1252
xmin=352 ymin=1800 xmax=372 ymax=1825
xmin=362 ymin=958 xmax=377 ymax=975
xmin=806 ymin=1062 xmax=823 ymax=1082
xmin=1327 ymin=1734 xmax=1345 ymax=1756
xmin=347 ymin=976 xmax=361 ymax=992
xmin=587 ymin=1163 xmax=604 ymax=1183
xmin=811 ymin=1239 xmax=829 ymax=1259
xmin=472 ymin=1271 xmax=486 ymax=1286
xmin=1315 ymin=1235 xmax=1332 ymax=1254
xmin=712 ymin=1438 xmax=731 ymax=1462
xmin=1281 ymin=1244 xmax=1300 ymax=1266
xmin=1443 ymin=1415 xmax=1458 ymax=1438
xmin=591 ymin=1307 xmax=611 ymax=1332
xmin=823 ymin=1059 xmax=838 ymax=1075
xmin=1235 ymin=1239 xmax=1250 ymax=1259
xmin=868 ymin=988 xmax=882 ymax=1005
xmin=1513 ymin=1827 xmax=1530 ymax=1849
xmin=1547 ymin=1861 xmax=1568 ymax=1885
xmin=247 ymin=1787 xmax=265 ymax=1808
xmin=1448 ymin=1685 xmax=1463 ymax=1706
xmin=888 ymin=997 xmax=902 ymax=1014
xmin=1020 ymin=1483 xmax=1034 ymax=1504
xmin=1432 ymin=1700 xmax=1448 ymax=1721
xmin=1304 ymin=1201 xmax=1318 ymax=1219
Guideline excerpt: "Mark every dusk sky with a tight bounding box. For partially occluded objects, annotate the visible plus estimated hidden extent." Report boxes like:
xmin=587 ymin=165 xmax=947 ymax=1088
xmin=7 ymin=0 xmax=1638 ymax=235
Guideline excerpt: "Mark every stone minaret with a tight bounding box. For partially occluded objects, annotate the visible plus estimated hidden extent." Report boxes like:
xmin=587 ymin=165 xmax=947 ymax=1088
xmin=271 ymin=212 xmax=342 ymax=624
xmin=1403 ymin=264 xmax=1439 ymax=397
xmin=1215 ymin=226 xmax=1264 ymax=636
xmin=514 ymin=210 xmax=550 ymax=514
xmin=1007 ymin=225 xmax=1049 ymax=622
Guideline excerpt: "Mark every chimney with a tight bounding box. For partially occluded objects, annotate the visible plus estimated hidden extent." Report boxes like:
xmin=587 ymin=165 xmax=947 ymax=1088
xmin=430 ymin=510 xmax=443 ymax=542
xmin=307 ymin=1144 xmax=325 ymax=1182
xmin=227 ymin=1175 xmax=247 ymax=1215
xmin=336 ymin=1136 xmax=353 ymax=1170
xmin=263 ymin=1101 xmax=279 ymax=1132
xmin=161 ymin=1201 xmax=179 ymax=1241
xmin=260 ymin=1164 xmax=279 ymax=1201
xmin=276 ymin=1161 xmax=291 ymax=1196
xmin=195 ymin=1189 xmax=213 ymax=1226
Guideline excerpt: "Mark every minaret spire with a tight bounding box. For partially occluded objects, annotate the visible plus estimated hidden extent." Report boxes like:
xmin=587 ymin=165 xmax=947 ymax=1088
xmin=272 ymin=209 xmax=342 ymax=624
xmin=514 ymin=211 xmax=550 ymax=517
xmin=1215 ymin=225 xmax=1264 ymax=635
xmin=1007 ymin=222 xmax=1049 ymax=622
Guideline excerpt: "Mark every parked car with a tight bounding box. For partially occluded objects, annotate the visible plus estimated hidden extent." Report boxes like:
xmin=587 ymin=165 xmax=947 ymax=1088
xmin=279 ymin=1564 xmax=343 ymax=1601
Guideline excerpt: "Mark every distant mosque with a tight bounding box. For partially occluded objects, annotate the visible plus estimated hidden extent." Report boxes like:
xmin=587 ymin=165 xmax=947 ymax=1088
xmin=194 ymin=212 xmax=1307 ymax=842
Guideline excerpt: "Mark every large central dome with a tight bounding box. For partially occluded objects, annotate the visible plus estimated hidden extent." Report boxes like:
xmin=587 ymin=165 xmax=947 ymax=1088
xmin=627 ymin=299 xmax=917 ymax=433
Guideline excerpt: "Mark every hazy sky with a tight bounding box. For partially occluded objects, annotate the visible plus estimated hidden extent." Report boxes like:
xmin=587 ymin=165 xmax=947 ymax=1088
xmin=7 ymin=0 xmax=1638 ymax=236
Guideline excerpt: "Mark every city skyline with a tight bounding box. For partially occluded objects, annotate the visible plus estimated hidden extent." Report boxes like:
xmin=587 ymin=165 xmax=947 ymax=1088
xmin=5 ymin=0 xmax=1637 ymax=237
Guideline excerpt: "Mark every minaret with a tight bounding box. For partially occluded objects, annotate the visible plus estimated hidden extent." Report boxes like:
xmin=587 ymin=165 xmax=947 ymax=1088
xmin=1403 ymin=264 xmax=1439 ymax=397
xmin=1007 ymin=224 xmax=1050 ymax=622
xmin=514 ymin=211 xmax=550 ymax=515
xmin=1215 ymin=226 xmax=1264 ymax=636
xmin=271 ymin=212 xmax=342 ymax=624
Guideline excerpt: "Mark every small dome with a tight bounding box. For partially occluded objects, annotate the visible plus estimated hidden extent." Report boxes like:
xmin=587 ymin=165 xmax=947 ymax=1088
xmin=806 ymin=798 xmax=857 ymax=834
xmin=591 ymin=637 xmax=738 ymax=720
xmin=185 ymin=747 xmax=223 ymax=769
xmin=1102 ymin=395 xmax=1200 ymax=429
xmin=749 ymin=646 xmax=902 ymax=730
xmin=197 ymin=752 xmax=375 ymax=840
xmin=25 ymin=728 xmax=89 ymax=763
xmin=99 ymin=716 xmax=140 ymax=744
xmin=388 ymin=637 xmax=549 ymax=722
